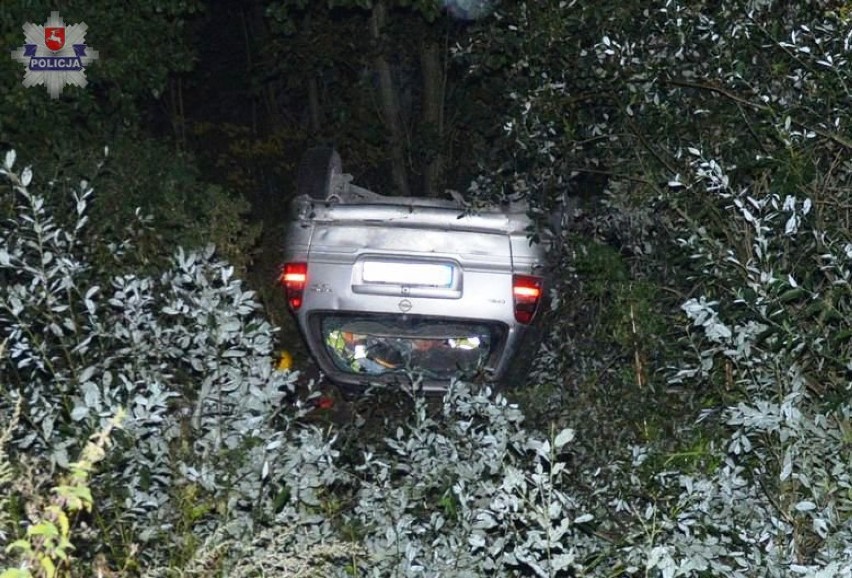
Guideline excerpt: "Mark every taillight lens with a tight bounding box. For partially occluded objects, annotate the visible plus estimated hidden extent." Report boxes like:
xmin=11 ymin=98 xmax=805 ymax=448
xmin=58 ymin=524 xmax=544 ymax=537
xmin=513 ymin=274 xmax=543 ymax=324
xmin=280 ymin=262 xmax=307 ymax=310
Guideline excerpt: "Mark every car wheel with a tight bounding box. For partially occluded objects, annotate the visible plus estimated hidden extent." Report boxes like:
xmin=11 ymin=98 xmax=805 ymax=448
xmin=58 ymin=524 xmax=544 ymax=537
xmin=297 ymin=146 xmax=343 ymax=200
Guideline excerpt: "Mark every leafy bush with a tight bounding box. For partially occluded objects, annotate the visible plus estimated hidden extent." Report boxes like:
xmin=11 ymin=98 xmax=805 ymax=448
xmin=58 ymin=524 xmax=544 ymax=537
xmin=339 ymin=382 xmax=586 ymax=576
xmin=662 ymin=153 xmax=852 ymax=575
xmin=33 ymin=138 xmax=262 ymax=278
xmin=1 ymin=409 xmax=124 ymax=578
xmin=0 ymin=151 xmax=320 ymax=570
xmin=3 ymin=142 xmax=852 ymax=577
xmin=459 ymin=2 xmax=852 ymax=575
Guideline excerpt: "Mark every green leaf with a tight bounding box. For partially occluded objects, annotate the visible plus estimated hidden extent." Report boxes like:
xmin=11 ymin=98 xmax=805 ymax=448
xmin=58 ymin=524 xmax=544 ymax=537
xmin=830 ymin=329 xmax=852 ymax=344
xmin=39 ymin=557 xmax=56 ymax=578
xmin=554 ymin=428 xmax=575 ymax=450
xmin=55 ymin=485 xmax=93 ymax=511
xmin=778 ymin=288 xmax=807 ymax=302
xmin=27 ymin=521 xmax=59 ymax=539
xmin=802 ymin=300 xmax=826 ymax=319
xmin=0 ymin=569 xmax=33 ymax=578
xmin=5 ymin=539 xmax=33 ymax=554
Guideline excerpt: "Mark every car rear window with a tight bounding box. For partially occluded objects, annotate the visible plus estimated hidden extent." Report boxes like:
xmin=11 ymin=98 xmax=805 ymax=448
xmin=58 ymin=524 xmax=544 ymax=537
xmin=317 ymin=314 xmax=502 ymax=379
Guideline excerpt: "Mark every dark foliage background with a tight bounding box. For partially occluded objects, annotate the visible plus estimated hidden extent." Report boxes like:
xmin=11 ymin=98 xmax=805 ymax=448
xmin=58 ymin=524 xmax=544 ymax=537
xmin=2 ymin=0 xmax=852 ymax=575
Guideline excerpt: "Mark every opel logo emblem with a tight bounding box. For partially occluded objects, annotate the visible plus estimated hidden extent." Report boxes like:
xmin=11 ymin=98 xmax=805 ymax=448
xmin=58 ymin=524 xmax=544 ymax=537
xmin=398 ymin=299 xmax=412 ymax=313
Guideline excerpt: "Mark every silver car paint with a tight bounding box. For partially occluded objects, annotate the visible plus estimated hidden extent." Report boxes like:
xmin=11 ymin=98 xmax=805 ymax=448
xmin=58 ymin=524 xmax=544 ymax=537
xmin=283 ymin=179 xmax=549 ymax=392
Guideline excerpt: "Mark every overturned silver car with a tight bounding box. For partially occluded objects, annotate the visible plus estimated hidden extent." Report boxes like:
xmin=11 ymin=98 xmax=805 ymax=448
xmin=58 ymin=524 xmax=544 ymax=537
xmin=280 ymin=148 xmax=551 ymax=393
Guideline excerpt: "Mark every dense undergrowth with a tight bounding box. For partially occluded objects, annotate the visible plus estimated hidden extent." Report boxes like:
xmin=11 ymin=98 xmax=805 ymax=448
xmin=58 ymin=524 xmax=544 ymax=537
xmin=2 ymin=117 xmax=852 ymax=577
xmin=3 ymin=1 xmax=852 ymax=574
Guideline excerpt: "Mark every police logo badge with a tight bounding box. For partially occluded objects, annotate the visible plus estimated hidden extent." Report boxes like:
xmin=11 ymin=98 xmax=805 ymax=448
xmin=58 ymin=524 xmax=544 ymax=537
xmin=11 ymin=11 xmax=99 ymax=99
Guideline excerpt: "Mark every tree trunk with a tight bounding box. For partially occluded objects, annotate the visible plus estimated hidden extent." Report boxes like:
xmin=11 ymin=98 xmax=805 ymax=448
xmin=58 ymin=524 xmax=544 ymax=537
xmin=239 ymin=6 xmax=257 ymax=135
xmin=371 ymin=0 xmax=411 ymax=196
xmin=420 ymin=39 xmax=444 ymax=197
xmin=303 ymin=11 xmax=323 ymax=135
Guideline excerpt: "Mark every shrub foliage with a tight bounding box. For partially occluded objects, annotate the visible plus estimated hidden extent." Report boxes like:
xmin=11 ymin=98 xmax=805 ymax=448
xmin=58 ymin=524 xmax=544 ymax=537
xmin=3 ymin=1 xmax=852 ymax=575
xmin=2 ymin=149 xmax=851 ymax=576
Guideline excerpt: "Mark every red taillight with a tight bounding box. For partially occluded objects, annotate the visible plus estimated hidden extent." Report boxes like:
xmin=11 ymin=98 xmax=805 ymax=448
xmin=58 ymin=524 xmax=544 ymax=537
xmin=280 ymin=262 xmax=307 ymax=310
xmin=513 ymin=274 xmax=543 ymax=324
